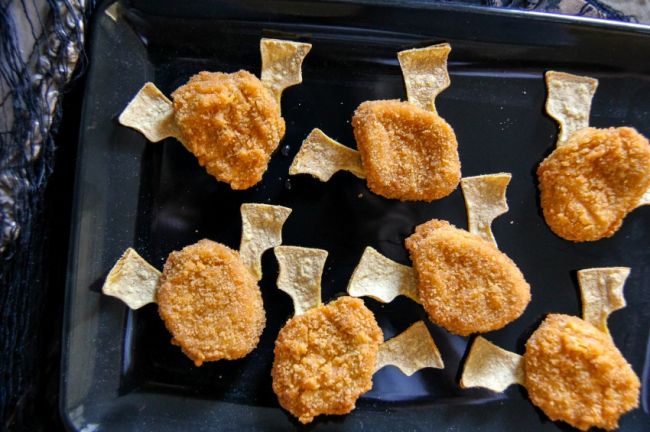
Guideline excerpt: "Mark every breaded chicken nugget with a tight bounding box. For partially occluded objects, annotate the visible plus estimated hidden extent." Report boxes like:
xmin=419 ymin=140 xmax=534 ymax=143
xmin=524 ymin=314 xmax=640 ymax=431
xmin=538 ymin=127 xmax=650 ymax=242
xmin=156 ymin=239 xmax=265 ymax=366
xmin=405 ymin=219 xmax=530 ymax=336
xmin=352 ymin=100 xmax=461 ymax=201
xmin=172 ymin=71 xmax=286 ymax=190
xmin=272 ymin=296 xmax=382 ymax=424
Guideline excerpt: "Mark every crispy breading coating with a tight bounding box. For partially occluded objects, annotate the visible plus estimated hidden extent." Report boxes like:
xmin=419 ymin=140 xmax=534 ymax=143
xmin=405 ymin=219 xmax=530 ymax=336
xmin=271 ymin=297 xmax=383 ymax=424
xmin=352 ymin=100 xmax=461 ymax=201
xmin=524 ymin=314 xmax=640 ymax=431
xmin=538 ymin=127 xmax=650 ymax=242
xmin=172 ymin=71 xmax=285 ymax=190
xmin=156 ymin=239 xmax=265 ymax=366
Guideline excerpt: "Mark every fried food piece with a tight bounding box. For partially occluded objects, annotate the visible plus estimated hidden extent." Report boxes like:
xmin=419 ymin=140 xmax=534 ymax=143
xmin=538 ymin=127 xmax=650 ymax=242
xmin=272 ymin=296 xmax=382 ymax=424
xmin=172 ymin=71 xmax=286 ymax=190
xmin=352 ymin=100 xmax=461 ymax=201
xmin=524 ymin=314 xmax=640 ymax=431
xmin=156 ymin=239 xmax=265 ymax=366
xmin=405 ymin=219 xmax=530 ymax=336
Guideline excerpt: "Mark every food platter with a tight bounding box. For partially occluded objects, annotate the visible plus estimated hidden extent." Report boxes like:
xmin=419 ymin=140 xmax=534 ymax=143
xmin=61 ymin=1 xmax=650 ymax=430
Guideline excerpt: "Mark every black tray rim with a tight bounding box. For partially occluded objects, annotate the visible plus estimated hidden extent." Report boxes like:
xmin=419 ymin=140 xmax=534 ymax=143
xmin=60 ymin=0 xmax=650 ymax=430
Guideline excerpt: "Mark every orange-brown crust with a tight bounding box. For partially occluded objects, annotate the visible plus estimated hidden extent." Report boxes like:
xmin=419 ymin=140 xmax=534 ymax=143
xmin=172 ymin=71 xmax=285 ymax=190
xmin=538 ymin=127 xmax=650 ymax=242
xmin=352 ymin=100 xmax=461 ymax=201
xmin=157 ymin=239 xmax=265 ymax=366
xmin=405 ymin=219 xmax=530 ymax=336
xmin=524 ymin=314 xmax=640 ymax=431
xmin=271 ymin=296 xmax=383 ymax=424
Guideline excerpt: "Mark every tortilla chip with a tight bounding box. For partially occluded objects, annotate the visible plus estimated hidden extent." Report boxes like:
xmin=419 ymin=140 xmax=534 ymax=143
xmin=104 ymin=2 xmax=120 ymax=21
xmin=102 ymin=248 xmax=161 ymax=309
xmin=375 ymin=321 xmax=444 ymax=375
xmin=260 ymin=38 xmax=312 ymax=105
xmin=460 ymin=173 xmax=511 ymax=246
xmin=289 ymin=128 xmax=366 ymax=181
xmin=118 ymin=82 xmax=179 ymax=142
xmin=460 ymin=336 xmax=524 ymax=392
xmin=347 ymin=246 xmax=419 ymax=303
xmin=637 ymin=187 xmax=650 ymax=207
xmin=274 ymin=246 xmax=328 ymax=315
xmin=397 ymin=43 xmax=451 ymax=114
xmin=545 ymin=71 xmax=598 ymax=146
xmin=239 ymin=203 xmax=292 ymax=281
xmin=578 ymin=267 xmax=630 ymax=334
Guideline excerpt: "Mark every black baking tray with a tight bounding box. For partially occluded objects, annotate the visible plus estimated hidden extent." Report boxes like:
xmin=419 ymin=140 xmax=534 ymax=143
xmin=61 ymin=1 xmax=650 ymax=430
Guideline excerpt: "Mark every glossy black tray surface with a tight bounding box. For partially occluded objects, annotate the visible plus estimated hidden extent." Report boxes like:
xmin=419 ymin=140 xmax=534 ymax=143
xmin=62 ymin=1 xmax=650 ymax=430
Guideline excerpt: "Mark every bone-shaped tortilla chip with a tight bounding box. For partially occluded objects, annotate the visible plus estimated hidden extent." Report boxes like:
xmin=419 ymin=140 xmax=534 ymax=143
xmin=349 ymin=173 xmax=512 ymax=302
xmin=461 ymin=173 xmax=512 ymax=246
xmin=289 ymin=128 xmax=366 ymax=181
xmin=375 ymin=321 xmax=444 ymax=375
xmin=545 ymin=71 xmax=598 ymax=146
xmin=274 ymin=245 xmax=442 ymax=376
xmin=545 ymin=72 xmax=650 ymax=209
xmin=460 ymin=336 xmax=524 ymax=392
xmin=240 ymin=203 xmax=292 ymax=281
xmin=260 ymin=39 xmax=312 ymax=105
xmin=118 ymin=39 xmax=310 ymax=144
xmin=347 ymin=246 xmax=419 ymax=303
xmin=118 ymin=82 xmax=179 ymax=142
xmin=578 ymin=267 xmax=630 ymax=334
xmin=102 ymin=248 xmax=161 ymax=309
xmin=398 ymin=43 xmax=451 ymax=114
xmin=274 ymin=246 xmax=328 ymax=315
xmin=103 ymin=204 xmax=292 ymax=308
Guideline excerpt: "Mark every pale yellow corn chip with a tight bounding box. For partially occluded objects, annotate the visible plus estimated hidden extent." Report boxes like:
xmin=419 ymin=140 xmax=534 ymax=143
xmin=460 ymin=336 xmax=524 ymax=392
xmin=274 ymin=246 xmax=328 ymax=315
xmin=578 ymin=267 xmax=630 ymax=334
xmin=398 ymin=43 xmax=451 ymax=114
xmin=347 ymin=246 xmax=419 ymax=303
xmin=460 ymin=173 xmax=511 ymax=246
xmin=118 ymin=82 xmax=179 ymax=142
xmin=375 ymin=321 xmax=444 ymax=375
xmin=289 ymin=128 xmax=366 ymax=181
xmin=240 ymin=203 xmax=292 ymax=281
xmin=102 ymin=247 xmax=161 ymax=309
xmin=545 ymin=71 xmax=598 ymax=146
xmin=260 ymin=38 xmax=312 ymax=105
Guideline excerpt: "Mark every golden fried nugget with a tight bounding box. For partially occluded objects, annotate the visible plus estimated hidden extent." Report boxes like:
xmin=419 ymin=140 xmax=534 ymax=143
xmin=405 ymin=219 xmax=530 ymax=335
xmin=524 ymin=314 xmax=640 ymax=431
xmin=172 ymin=71 xmax=286 ymax=190
xmin=271 ymin=296 xmax=382 ymax=424
xmin=352 ymin=100 xmax=461 ymax=201
xmin=156 ymin=239 xmax=265 ymax=366
xmin=538 ymin=127 xmax=650 ymax=242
